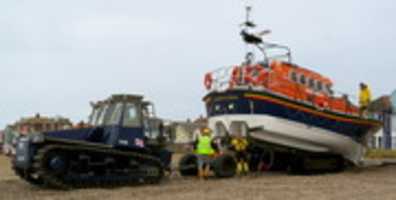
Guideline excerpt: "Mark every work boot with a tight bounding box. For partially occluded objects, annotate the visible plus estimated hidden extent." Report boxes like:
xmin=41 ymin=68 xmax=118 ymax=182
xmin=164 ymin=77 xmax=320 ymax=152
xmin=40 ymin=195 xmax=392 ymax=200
xmin=243 ymin=162 xmax=250 ymax=174
xmin=198 ymin=169 xmax=204 ymax=180
xmin=237 ymin=162 xmax=243 ymax=175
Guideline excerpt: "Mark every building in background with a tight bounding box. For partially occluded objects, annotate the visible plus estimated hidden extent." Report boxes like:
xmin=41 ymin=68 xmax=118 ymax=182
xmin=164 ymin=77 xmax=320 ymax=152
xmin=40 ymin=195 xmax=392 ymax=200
xmin=165 ymin=116 xmax=208 ymax=152
xmin=169 ymin=122 xmax=196 ymax=144
xmin=370 ymin=115 xmax=396 ymax=149
xmin=369 ymin=90 xmax=396 ymax=149
xmin=2 ymin=125 xmax=18 ymax=155
xmin=14 ymin=113 xmax=73 ymax=135
xmin=1 ymin=114 xmax=73 ymax=155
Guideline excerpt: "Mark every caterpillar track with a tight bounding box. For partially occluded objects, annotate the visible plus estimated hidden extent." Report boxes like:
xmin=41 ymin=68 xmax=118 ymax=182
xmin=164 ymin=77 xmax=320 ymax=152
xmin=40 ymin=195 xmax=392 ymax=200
xmin=14 ymin=144 xmax=164 ymax=190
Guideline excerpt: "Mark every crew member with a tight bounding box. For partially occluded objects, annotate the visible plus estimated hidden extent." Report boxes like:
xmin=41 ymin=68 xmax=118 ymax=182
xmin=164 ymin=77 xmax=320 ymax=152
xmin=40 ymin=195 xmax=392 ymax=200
xmin=195 ymin=128 xmax=215 ymax=179
xmin=231 ymin=135 xmax=249 ymax=175
xmin=359 ymin=82 xmax=372 ymax=117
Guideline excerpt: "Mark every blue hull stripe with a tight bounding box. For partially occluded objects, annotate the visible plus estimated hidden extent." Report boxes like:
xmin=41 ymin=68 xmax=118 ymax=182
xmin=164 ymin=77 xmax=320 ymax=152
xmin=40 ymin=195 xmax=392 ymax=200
xmin=205 ymin=90 xmax=381 ymax=141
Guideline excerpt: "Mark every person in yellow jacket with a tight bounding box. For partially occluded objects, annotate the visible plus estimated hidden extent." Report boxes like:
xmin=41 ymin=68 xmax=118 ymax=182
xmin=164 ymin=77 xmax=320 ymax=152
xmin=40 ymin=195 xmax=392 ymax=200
xmin=359 ymin=83 xmax=372 ymax=117
xmin=231 ymin=136 xmax=249 ymax=175
xmin=195 ymin=128 xmax=215 ymax=179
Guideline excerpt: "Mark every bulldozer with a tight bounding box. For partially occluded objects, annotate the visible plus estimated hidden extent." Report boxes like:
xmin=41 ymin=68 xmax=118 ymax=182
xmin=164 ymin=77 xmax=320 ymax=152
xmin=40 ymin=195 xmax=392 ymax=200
xmin=12 ymin=94 xmax=172 ymax=189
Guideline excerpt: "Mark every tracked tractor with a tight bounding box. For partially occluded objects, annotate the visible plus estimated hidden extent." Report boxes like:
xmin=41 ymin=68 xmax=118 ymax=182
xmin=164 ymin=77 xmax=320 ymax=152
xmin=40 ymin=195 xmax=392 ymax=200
xmin=12 ymin=94 xmax=172 ymax=189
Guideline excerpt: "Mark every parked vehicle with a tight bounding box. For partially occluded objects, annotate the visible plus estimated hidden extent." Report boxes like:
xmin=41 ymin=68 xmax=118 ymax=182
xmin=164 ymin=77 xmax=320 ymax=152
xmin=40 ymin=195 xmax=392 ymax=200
xmin=12 ymin=94 xmax=172 ymax=189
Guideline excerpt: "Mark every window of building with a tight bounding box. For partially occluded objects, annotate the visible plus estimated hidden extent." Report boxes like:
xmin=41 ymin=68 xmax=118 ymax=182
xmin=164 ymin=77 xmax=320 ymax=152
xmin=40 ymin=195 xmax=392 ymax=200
xmin=378 ymin=137 xmax=382 ymax=148
xmin=392 ymin=137 xmax=396 ymax=149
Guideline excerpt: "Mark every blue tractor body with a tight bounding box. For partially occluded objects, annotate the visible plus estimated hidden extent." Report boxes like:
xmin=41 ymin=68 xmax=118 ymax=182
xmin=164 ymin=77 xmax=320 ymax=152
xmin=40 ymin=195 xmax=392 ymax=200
xmin=13 ymin=94 xmax=172 ymax=189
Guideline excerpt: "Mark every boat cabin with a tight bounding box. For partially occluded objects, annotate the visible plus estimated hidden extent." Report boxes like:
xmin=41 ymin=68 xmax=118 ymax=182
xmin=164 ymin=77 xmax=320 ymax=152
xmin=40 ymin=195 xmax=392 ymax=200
xmin=205 ymin=60 xmax=359 ymax=116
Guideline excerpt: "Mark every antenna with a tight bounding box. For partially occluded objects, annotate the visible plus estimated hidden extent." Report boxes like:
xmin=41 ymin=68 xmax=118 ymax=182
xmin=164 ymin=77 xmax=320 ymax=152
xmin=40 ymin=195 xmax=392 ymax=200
xmin=241 ymin=5 xmax=256 ymax=28
xmin=246 ymin=6 xmax=251 ymax=25
xmin=239 ymin=3 xmax=292 ymax=63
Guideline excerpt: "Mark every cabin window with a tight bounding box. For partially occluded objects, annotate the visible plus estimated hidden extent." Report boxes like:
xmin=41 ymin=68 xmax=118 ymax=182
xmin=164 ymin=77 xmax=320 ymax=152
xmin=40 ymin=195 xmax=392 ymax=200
xmin=290 ymin=71 xmax=298 ymax=82
xmin=109 ymin=103 xmax=124 ymax=126
xmin=96 ymin=105 xmax=108 ymax=126
xmin=299 ymin=74 xmax=306 ymax=85
xmin=214 ymin=104 xmax=222 ymax=113
xmin=308 ymin=78 xmax=315 ymax=89
xmin=228 ymin=103 xmax=235 ymax=111
xmin=124 ymin=103 xmax=141 ymax=127
xmin=326 ymin=84 xmax=334 ymax=95
xmin=317 ymin=81 xmax=323 ymax=91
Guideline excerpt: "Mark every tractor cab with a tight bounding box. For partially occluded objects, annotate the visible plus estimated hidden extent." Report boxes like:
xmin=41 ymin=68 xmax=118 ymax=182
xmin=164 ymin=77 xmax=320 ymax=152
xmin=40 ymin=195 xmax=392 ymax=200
xmin=88 ymin=95 xmax=144 ymax=128
xmin=83 ymin=94 xmax=166 ymax=149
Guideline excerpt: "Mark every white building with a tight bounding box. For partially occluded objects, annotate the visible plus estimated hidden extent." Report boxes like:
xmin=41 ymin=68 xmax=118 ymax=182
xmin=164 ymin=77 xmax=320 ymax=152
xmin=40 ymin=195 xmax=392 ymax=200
xmin=370 ymin=90 xmax=396 ymax=149
xmin=371 ymin=115 xmax=396 ymax=149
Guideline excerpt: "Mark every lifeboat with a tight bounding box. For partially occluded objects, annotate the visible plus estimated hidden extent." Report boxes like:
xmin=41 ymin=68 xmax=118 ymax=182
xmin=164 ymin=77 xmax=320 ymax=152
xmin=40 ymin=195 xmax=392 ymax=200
xmin=202 ymin=6 xmax=381 ymax=167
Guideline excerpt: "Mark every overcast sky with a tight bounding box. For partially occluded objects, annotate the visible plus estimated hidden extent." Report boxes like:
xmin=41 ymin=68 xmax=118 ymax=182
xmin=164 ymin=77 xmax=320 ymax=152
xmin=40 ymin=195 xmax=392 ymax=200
xmin=1 ymin=0 xmax=395 ymax=128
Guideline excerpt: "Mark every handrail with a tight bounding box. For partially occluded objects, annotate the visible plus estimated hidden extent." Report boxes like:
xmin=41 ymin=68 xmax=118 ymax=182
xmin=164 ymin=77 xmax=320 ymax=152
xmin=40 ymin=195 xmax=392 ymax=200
xmin=207 ymin=66 xmax=234 ymax=92
xmin=256 ymin=42 xmax=292 ymax=63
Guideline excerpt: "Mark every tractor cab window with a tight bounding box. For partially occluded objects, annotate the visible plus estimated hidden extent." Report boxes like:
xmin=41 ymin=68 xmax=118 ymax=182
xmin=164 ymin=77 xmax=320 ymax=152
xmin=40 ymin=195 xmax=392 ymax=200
xmin=123 ymin=103 xmax=141 ymax=127
xmin=143 ymin=103 xmax=156 ymax=118
xmin=108 ymin=102 xmax=124 ymax=125
xmin=144 ymin=118 xmax=162 ymax=139
xmin=88 ymin=107 xmax=99 ymax=125
xmin=95 ymin=105 xmax=108 ymax=126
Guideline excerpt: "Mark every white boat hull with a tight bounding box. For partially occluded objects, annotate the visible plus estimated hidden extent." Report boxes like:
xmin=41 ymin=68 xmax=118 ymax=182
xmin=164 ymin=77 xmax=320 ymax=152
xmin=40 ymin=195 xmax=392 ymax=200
xmin=208 ymin=114 xmax=366 ymax=165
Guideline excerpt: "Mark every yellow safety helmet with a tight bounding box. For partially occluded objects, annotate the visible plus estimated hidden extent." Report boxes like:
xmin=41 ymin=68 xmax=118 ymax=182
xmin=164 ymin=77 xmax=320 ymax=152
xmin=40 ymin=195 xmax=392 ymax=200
xmin=202 ymin=127 xmax=212 ymax=135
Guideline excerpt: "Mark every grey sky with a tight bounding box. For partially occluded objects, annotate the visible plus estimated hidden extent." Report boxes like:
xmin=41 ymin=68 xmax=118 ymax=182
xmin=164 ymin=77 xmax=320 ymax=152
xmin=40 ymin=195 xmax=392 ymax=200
xmin=1 ymin=0 xmax=395 ymax=128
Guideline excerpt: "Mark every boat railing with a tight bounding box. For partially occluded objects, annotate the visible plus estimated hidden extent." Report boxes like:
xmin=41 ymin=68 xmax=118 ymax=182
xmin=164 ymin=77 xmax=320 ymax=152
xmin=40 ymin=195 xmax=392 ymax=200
xmin=207 ymin=66 xmax=235 ymax=92
xmin=258 ymin=42 xmax=293 ymax=64
xmin=207 ymin=65 xmax=266 ymax=92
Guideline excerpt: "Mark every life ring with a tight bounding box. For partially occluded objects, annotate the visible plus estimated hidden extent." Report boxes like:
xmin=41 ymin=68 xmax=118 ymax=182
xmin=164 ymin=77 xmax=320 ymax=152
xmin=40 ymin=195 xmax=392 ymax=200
xmin=230 ymin=67 xmax=242 ymax=88
xmin=204 ymin=73 xmax=213 ymax=90
xmin=244 ymin=64 xmax=266 ymax=86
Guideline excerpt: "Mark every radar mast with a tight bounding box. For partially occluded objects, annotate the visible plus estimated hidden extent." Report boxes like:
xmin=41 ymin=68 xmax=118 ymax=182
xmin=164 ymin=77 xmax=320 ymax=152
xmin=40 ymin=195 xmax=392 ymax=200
xmin=239 ymin=5 xmax=292 ymax=64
